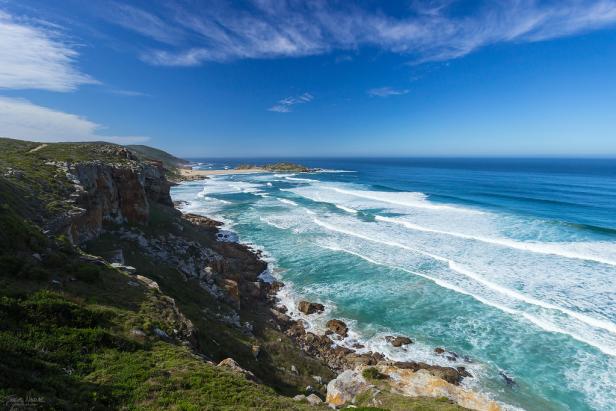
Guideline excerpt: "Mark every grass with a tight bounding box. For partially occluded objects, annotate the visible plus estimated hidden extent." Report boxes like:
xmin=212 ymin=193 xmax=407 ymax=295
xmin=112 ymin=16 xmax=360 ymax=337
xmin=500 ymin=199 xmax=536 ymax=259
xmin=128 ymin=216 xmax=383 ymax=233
xmin=0 ymin=138 xmax=471 ymax=410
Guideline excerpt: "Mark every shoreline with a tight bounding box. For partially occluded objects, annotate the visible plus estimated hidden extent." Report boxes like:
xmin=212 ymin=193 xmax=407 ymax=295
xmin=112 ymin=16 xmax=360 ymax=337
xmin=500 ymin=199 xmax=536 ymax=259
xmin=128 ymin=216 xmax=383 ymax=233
xmin=174 ymin=177 xmax=505 ymax=410
xmin=180 ymin=168 xmax=268 ymax=179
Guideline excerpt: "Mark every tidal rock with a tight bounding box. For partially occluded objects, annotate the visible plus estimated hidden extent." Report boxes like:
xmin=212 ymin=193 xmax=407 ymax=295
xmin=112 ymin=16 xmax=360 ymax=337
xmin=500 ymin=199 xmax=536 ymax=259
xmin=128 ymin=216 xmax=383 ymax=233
xmin=326 ymin=319 xmax=348 ymax=337
xmin=298 ymin=300 xmax=325 ymax=315
xmin=385 ymin=335 xmax=413 ymax=347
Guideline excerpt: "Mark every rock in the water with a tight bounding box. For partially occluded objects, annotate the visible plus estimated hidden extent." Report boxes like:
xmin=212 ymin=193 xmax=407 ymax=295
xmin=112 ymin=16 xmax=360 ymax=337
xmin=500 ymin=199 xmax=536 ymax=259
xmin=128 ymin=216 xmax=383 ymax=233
xmin=298 ymin=300 xmax=325 ymax=315
xmin=306 ymin=394 xmax=323 ymax=405
xmin=326 ymin=319 xmax=348 ymax=337
xmin=385 ymin=335 xmax=413 ymax=347
xmin=434 ymin=347 xmax=446 ymax=354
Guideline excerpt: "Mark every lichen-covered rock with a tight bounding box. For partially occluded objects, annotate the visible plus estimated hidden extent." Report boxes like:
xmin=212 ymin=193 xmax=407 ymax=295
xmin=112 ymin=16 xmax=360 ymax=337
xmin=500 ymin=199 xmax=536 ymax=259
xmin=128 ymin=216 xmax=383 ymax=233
xmin=376 ymin=365 xmax=501 ymax=411
xmin=326 ymin=369 xmax=371 ymax=407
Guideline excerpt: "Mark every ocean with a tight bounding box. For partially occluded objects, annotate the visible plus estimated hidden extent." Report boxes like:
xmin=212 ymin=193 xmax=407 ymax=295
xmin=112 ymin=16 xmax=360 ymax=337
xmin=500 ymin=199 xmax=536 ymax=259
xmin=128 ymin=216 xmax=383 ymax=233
xmin=170 ymin=158 xmax=616 ymax=411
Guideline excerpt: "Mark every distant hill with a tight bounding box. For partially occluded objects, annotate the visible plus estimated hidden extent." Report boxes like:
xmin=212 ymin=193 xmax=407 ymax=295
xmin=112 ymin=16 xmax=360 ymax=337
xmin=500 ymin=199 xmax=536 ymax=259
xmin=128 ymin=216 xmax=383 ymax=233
xmin=126 ymin=144 xmax=190 ymax=170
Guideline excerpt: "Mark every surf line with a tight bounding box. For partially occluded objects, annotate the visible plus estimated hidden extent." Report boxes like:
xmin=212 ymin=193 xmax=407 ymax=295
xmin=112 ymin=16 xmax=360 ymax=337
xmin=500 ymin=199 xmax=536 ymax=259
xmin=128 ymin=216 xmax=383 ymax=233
xmin=318 ymin=243 xmax=616 ymax=357
xmin=313 ymin=218 xmax=616 ymax=337
xmin=376 ymin=215 xmax=616 ymax=267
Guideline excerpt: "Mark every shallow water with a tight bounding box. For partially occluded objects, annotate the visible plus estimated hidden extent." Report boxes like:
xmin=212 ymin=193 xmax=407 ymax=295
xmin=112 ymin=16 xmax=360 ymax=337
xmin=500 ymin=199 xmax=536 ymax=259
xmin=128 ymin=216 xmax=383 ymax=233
xmin=171 ymin=158 xmax=616 ymax=411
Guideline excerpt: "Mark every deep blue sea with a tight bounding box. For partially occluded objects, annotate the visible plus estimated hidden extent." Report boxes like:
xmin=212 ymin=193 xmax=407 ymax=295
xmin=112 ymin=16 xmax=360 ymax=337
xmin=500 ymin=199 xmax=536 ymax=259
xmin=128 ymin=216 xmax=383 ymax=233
xmin=171 ymin=158 xmax=616 ymax=411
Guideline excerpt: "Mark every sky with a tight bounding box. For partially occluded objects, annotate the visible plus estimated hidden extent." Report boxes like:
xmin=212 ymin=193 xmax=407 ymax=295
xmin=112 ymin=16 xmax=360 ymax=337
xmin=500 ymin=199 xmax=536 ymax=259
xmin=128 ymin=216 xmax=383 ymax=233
xmin=1 ymin=0 xmax=616 ymax=157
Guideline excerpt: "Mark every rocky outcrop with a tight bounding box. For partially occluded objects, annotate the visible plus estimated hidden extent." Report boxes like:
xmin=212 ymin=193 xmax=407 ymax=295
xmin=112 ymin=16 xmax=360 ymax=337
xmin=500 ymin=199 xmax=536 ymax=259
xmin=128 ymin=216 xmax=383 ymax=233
xmin=61 ymin=156 xmax=172 ymax=243
xmin=326 ymin=319 xmax=348 ymax=337
xmin=326 ymin=365 xmax=501 ymax=411
xmin=385 ymin=335 xmax=413 ymax=347
xmin=298 ymin=301 xmax=324 ymax=315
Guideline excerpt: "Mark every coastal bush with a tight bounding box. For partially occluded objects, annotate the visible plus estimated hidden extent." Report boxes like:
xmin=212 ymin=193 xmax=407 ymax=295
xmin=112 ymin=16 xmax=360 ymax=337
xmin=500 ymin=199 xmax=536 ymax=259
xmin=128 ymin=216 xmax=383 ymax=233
xmin=363 ymin=367 xmax=387 ymax=380
xmin=71 ymin=264 xmax=101 ymax=283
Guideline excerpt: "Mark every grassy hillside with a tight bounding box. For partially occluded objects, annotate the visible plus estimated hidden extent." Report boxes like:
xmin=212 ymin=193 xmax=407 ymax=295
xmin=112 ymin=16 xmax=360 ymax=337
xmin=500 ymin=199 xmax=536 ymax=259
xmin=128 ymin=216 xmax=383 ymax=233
xmin=126 ymin=144 xmax=190 ymax=180
xmin=0 ymin=139 xmax=469 ymax=410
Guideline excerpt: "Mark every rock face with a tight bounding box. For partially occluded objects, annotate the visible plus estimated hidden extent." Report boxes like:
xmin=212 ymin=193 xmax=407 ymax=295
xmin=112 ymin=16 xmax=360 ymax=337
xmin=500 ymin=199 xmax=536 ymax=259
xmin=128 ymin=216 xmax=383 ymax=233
xmin=298 ymin=301 xmax=324 ymax=315
xmin=65 ymin=159 xmax=172 ymax=243
xmin=326 ymin=319 xmax=348 ymax=337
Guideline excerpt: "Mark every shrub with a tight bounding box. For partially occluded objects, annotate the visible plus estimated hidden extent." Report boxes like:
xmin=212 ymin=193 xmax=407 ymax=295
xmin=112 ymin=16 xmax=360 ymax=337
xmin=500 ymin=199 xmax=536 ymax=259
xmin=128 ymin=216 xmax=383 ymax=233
xmin=72 ymin=264 xmax=100 ymax=283
xmin=362 ymin=367 xmax=387 ymax=380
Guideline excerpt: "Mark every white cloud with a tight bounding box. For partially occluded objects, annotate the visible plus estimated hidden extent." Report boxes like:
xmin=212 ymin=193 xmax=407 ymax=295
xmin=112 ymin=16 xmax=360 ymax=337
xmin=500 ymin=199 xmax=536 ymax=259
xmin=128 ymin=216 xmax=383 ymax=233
xmin=368 ymin=87 xmax=409 ymax=97
xmin=102 ymin=0 xmax=616 ymax=66
xmin=0 ymin=11 xmax=96 ymax=91
xmin=0 ymin=96 xmax=148 ymax=144
xmin=268 ymin=92 xmax=313 ymax=113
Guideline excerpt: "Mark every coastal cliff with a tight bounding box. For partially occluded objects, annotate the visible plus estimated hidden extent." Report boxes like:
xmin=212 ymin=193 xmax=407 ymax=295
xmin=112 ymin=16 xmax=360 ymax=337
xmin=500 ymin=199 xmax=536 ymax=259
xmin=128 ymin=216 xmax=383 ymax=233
xmin=0 ymin=138 xmax=497 ymax=410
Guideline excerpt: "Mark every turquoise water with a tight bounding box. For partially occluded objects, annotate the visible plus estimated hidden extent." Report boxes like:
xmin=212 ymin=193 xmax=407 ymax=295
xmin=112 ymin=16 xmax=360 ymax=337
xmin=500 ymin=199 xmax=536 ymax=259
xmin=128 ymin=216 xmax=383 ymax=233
xmin=171 ymin=159 xmax=616 ymax=411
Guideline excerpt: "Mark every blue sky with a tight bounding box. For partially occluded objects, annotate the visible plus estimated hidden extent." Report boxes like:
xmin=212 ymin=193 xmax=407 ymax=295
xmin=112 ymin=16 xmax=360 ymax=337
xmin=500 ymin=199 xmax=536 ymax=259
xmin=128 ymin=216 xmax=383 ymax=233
xmin=1 ymin=0 xmax=616 ymax=157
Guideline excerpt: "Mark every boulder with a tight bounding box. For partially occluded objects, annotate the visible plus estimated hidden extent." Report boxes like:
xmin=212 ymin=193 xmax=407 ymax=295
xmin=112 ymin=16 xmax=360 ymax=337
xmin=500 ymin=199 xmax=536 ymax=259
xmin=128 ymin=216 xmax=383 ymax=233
xmin=298 ymin=300 xmax=325 ymax=315
xmin=306 ymin=394 xmax=323 ymax=405
xmin=385 ymin=335 xmax=413 ymax=347
xmin=326 ymin=319 xmax=348 ymax=337
xmin=326 ymin=369 xmax=371 ymax=407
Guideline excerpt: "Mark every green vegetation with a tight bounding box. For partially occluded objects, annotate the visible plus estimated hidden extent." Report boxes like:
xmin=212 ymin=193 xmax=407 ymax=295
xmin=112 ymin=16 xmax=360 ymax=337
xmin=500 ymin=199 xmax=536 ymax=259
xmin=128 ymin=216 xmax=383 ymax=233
xmin=0 ymin=138 xmax=469 ymax=410
xmin=127 ymin=144 xmax=190 ymax=181
xmin=362 ymin=367 xmax=388 ymax=380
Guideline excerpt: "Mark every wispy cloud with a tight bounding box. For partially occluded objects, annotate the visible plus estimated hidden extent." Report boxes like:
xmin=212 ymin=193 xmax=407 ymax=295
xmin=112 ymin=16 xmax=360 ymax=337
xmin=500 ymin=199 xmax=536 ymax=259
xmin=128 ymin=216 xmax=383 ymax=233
xmin=368 ymin=87 xmax=409 ymax=98
xmin=95 ymin=0 xmax=616 ymax=66
xmin=0 ymin=11 xmax=96 ymax=91
xmin=0 ymin=96 xmax=148 ymax=144
xmin=268 ymin=92 xmax=314 ymax=113
xmin=107 ymin=88 xmax=150 ymax=97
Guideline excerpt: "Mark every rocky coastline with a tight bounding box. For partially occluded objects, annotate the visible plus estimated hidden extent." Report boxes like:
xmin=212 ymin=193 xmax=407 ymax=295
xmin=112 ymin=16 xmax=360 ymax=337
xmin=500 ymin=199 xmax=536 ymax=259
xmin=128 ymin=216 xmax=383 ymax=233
xmin=173 ymin=182 xmax=502 ymax=410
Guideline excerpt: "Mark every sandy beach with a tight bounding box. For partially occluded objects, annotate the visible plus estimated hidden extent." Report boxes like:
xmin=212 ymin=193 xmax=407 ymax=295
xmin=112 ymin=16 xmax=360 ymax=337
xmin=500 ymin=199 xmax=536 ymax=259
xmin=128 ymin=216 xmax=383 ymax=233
xmin=179 ymin=167 xmax=267 ymax=178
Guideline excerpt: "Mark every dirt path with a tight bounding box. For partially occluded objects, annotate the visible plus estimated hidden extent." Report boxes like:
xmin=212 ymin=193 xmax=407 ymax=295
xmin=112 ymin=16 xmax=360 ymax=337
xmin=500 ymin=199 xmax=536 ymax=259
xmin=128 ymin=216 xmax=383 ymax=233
xmin=28 ymin=144 xmax=48 ymax=153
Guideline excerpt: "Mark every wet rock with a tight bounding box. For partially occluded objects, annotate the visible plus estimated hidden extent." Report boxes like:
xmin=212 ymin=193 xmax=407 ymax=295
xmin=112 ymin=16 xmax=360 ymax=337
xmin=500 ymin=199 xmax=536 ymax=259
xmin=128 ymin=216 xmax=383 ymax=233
xmin=298 ymin=300 xmax=325 ymax=315
xmin=385 ymin=335 xmax=413 ymax=347
xmin=326 ymin=319 xmax=348 ymax=337
xmin=434 ymin=347 xmax=445 ymax=354
xmin=500 ymin=371 xmax=516 ymax=386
